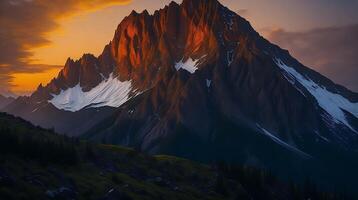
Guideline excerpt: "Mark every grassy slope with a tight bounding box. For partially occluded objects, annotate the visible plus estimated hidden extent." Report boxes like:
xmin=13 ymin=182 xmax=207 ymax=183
xmin=0 ymin=113 xmax=347 ymax=200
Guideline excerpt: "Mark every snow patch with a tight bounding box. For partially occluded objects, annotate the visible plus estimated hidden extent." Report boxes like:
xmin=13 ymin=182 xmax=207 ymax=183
xmin=206 ymin=79 xmax=212 ymax=88
xmin=275 ymin=58 xmax=358 ymax=133
xmin=314 ymin=131 xmax=330 ymax=142
xmin=49 ymin=73 xmax=135 ymax=112
xmin=227 ymin=50 xmax=234 ymax=66
xmin=257 ymin=124 xmax=312 ymax=158
xmin=99 ymin=73 xmax=106 ymax=80
xmin=175 ymin=56 xmax=206 ymax=74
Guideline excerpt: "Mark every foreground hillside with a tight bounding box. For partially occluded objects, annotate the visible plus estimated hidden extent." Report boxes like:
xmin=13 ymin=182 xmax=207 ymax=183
xmin=0 ymin=112 xmax=347 ymax=200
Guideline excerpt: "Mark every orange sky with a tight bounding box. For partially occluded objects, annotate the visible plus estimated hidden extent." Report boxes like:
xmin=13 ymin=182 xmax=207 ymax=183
xmin=5 ymin=0 xmax=358 ymax=95
xmin=1 ymin=0 xmax=132 ymax=96
xmin=11 ymin=68 xmax=60 ymax=95
xmin=11 ymin=8 xmax=122 ymax=95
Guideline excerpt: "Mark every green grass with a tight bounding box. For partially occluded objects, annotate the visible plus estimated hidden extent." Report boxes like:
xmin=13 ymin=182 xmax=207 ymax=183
xmin=0 ymin=112 xmax=349 ymax=200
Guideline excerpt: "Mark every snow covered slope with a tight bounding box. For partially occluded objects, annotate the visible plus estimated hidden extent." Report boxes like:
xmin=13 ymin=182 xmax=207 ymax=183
xmin=49 ymin=74 xmax=135 ymax=112
xmin=275 ymin=58 xmax=358 ymax=132
xmin=175 ymin=56 xmax=206 ymax=74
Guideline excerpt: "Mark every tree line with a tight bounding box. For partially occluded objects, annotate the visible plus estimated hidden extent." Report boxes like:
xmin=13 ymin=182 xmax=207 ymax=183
xmin=0 ymin=114 xmax=79 ymax=165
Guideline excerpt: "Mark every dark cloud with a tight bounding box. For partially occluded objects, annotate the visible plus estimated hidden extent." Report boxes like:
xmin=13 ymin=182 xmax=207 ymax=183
xmin=267 ymin=24 xmax=358 ymax=92
xmin=0 ymin=0 xmax=130 ymax=94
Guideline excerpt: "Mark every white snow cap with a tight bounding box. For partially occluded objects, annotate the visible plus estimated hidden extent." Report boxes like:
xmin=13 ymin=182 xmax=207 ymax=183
xmin=275 ymin=58 xmax=358 ymax=132
xmin=175 ymin=55 xmax=206 ymax=74
xmin=206 ymin=79 xmax=212 ymax=88
xmin=49 ymin=73 xmax=136 ymax=112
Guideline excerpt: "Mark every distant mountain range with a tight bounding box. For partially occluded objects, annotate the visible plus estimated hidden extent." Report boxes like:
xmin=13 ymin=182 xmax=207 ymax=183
xmin=0 ymin=95 xmax=14 ymax=110
xmin=2 ymin=0 xmax=358 ymax=194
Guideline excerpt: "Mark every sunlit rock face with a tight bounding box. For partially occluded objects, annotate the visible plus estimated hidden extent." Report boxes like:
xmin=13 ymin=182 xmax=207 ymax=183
xmin=30 ymin=0 xmax=254 ymax=111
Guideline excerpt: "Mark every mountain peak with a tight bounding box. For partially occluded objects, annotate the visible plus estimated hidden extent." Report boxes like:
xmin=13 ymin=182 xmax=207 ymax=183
xmin=182 ymin=0 xmax=221 ymax=6
xmin=181 ymin=0 xmax=223 ymax=12
xmin=31 ymin=0 xmax=259 ymax=104
xmin=37 ymin=83 xmax=44 ymax=90
xmin=168 ymin=1 xmax=179 ymax=7
xmin=65 ymin=57 xmax=75 ymax=67
xmin=81 ymin=53 xmax=96 ymax=61
xmin=22 ymin=0 xmax=358 ymax=140
xmin=141 ymin=9 xmax=149 ymax=16
xmin=129 ymin=10 xmax=138 ymax=16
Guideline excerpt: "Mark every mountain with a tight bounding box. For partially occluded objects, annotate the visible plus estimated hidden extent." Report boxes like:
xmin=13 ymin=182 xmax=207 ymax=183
xmin=0 ymin=95 xmax=14 ymax=110
xmin=1 ymin=112 xmax=344 ymax=200
xmin=3 ymin=0 xmax=358 ymax=193
xmin=2 ymin=53 xmax=119 ymax=135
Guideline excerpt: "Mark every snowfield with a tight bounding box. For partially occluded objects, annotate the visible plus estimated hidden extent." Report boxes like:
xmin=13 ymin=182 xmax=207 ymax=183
xmin=49 ymin=74 xmax=134 ymax=112
xmin=175 ymin=56 xmax=206 ymax=74
xmin=275 ymin=58 xmax=358 ymax=132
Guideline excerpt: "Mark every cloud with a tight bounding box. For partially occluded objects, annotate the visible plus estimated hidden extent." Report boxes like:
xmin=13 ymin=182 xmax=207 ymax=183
xmin=0 ymin=0 xmax=131 ymax=95
xmin=0 ymin=63 xmax=62 ymax=95
xmin=267 ymin=24 xmax=358 ymax=92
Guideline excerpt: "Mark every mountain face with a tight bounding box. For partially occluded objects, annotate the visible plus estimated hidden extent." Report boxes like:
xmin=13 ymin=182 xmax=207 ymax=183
xmin=3 ymin=0 xmax=358 ymax=192
xmin=0 ymin=95 xmax=14 ymax=110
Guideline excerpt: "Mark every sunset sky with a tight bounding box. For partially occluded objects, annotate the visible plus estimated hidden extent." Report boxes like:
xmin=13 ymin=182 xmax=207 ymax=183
xmin=1 ymin=0 xmax=358 ymax=96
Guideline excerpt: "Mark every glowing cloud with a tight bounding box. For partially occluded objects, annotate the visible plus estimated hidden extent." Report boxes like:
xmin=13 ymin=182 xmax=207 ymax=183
xmin=0 ymin=0 xmax=131 ymax=95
